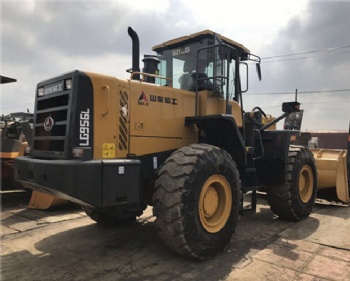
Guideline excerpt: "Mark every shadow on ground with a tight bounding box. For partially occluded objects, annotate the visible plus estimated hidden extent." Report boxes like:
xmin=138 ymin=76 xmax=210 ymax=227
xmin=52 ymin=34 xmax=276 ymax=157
xmin=1 ymin=194 xmax=323 ymax=281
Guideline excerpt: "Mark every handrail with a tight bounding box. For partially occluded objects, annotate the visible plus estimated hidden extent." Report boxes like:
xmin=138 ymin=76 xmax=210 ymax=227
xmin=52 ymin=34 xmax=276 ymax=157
xmin=130 ymin=72 xmax=172 ymax=86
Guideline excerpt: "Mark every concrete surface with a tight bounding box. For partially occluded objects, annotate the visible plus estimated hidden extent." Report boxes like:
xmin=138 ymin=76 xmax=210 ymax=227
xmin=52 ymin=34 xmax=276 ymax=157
xmin=1 ymin=192 xmax=349 ymax=281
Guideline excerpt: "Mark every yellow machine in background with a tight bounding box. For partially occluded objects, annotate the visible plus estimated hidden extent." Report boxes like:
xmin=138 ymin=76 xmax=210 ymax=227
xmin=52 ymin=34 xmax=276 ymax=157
xmin=28 ymin=190 xmax=67 ymax=209
xmin=1 ymin=113 xmax=32 ymax=190
xmin=0 ymin=112 xmax=66 ymax=209
xmin=312 ymin=124 xmax=350 ymax=205
xmin=312 ymin=148 xmax=349 ymax=204
xmin=287 ymin=114 xmax=350 ymax=205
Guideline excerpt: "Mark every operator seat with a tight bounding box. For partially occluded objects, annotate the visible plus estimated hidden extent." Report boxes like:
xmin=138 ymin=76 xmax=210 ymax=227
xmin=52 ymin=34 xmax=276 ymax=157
xmin=179 ymin=59 xmax=213 ymax=91
xmin=179 ymin=60 xmax=196 ymax=90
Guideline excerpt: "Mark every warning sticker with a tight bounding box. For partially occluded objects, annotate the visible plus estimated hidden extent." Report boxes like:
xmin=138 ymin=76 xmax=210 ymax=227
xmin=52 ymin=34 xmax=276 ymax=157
xmin=102 ymin=143 xmax=115 ymax=158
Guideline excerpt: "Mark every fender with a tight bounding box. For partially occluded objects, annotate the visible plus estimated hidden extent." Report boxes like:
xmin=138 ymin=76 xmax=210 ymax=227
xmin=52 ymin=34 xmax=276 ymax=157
xmin=185 ymin=114 xmax=246 ymax=169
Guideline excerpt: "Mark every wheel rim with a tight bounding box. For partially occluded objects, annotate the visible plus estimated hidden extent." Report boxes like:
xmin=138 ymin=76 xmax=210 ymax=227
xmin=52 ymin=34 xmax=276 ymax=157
xmin=198 ymin=175 xmax=232 ymax=233
xmin=299 ymin=165 xmax=314 ymax=203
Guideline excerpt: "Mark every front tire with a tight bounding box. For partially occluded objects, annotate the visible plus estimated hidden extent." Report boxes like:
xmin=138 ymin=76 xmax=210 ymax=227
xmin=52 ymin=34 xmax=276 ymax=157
xmin=153 ymin=144 xmax=241 ymax=260
xmin=267 ymin=146 xmax=317 ymax=221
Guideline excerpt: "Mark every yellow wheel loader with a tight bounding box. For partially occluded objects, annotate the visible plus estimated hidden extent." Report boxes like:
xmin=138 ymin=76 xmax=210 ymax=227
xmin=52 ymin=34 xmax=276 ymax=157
xmin=15 ymin=27 xmax=318 ymax=259
xmin=287 ymin=116 xmax=350 ymax=205
xmin=312 ymin=147 xmax=349 ymax=205
xmin=310 ymin=126 xmax=349 ymax=205
xmin=310 ymin=124 xmax=350 ymax=203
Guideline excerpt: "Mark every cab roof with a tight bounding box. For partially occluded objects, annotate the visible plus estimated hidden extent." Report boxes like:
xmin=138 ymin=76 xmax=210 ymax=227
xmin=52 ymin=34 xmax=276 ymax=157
xmin=152 ymin=29 xmax=250 ymax=54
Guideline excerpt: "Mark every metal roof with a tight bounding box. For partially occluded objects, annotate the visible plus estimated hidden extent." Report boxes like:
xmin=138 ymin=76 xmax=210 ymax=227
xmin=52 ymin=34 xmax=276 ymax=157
xmin=152 ymin=29 xmax=250 ymax=53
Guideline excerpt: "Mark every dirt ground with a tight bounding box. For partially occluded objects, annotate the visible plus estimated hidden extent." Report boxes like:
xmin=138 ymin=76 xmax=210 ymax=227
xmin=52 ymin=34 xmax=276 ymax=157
xmin=1 ymin=192 xmax=350 ymax=281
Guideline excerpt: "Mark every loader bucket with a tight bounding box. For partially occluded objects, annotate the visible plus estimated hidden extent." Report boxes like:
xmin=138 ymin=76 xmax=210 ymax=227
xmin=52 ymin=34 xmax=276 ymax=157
xmin=311 ymin=148 xmax=349 ymax=205
xmin=28 ymin=191 xmax=68 ymax=210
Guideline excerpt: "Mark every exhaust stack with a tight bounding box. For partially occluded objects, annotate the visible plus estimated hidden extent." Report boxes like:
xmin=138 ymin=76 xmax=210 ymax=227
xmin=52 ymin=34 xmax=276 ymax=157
xmin=128 ymin=27 xmax=140 ymax=80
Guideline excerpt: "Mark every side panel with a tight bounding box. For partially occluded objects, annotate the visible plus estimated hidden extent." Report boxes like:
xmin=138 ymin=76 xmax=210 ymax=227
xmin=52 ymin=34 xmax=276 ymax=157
xmin=71 ymin=72 xmax=94 ymax=159
xmin=128 ymin=81 xmax=198 ymax=156
xmin=198 ymin=91 xmax=243 ymax=127
xmin=86 ymin=73 xmax=129 ymax=159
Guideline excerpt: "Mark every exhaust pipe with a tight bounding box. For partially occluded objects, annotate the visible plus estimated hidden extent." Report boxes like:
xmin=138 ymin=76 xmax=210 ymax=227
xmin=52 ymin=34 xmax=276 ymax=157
xmin=128 ymin=27 xmax=140 ymax=80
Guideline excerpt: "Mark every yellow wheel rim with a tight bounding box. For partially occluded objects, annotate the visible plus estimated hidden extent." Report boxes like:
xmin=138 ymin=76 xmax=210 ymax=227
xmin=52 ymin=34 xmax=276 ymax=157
xmin=299 ymin=165 xmax=314 ymax=203
xmin=198 ymin=175 xmax=232 ymax=233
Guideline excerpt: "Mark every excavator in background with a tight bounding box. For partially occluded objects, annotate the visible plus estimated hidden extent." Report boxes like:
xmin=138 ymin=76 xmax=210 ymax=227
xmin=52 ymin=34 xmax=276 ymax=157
xmin=14 ymin=27 xmax=347 ymax=260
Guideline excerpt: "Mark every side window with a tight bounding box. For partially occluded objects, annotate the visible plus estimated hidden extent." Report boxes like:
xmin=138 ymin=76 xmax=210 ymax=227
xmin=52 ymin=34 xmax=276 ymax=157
xmin=206 ymin=61 xmax=214 ymax=89
xmin=156 ymin=59 xmax=167 ymax=86
xmin=228 ymin=60 xmax=236 ymax=100
xmin=207 ymin=62 xmax=214 ymax=78
xmin=172 ymin=58 xmax=185 ymax=89
xmin=155 ymin=57 xmax=186 ymax=89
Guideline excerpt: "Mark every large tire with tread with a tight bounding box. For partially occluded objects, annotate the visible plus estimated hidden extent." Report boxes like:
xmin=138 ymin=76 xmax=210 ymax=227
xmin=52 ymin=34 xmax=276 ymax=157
xmin=153 ymin=144 xmax=241 ymax=260
xmin=267 ymin=146 xmax=317 ymax=221
xmin=84 ymin=207 xmax=140 ymax=225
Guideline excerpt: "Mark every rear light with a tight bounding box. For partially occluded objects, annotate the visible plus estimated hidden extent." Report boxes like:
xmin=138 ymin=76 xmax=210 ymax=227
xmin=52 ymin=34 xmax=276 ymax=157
xmin=72 ymin=147 xmax=84 ymax=158
xmin=65 ymin=79 xmax=72 ymax=90
xmin=25 ymin=146 xmax=31 ymax=155
xmin=37 ymin=87 xmax=44 ymax=96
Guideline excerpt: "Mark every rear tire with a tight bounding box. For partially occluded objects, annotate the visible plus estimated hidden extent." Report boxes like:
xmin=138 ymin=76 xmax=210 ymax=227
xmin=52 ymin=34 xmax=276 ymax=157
xmin=267 ymin=146 xmax=317 ymax=221
xmin=153 ymin=144 xmax=241 ymax=260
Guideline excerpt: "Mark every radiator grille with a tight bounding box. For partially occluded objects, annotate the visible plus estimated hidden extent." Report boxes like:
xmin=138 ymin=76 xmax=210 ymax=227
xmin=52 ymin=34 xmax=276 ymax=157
xmin=33 ymin=91 xmax=70 ymax=157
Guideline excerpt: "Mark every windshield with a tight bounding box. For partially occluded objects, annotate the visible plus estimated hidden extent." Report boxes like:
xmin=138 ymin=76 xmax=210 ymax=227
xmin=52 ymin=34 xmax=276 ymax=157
xmin=155 ymin=39 xmax=237 ymax=101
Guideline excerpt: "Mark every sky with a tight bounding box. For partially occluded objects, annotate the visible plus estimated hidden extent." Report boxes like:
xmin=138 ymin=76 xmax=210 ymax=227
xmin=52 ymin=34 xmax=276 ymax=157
xmin=1 ymin=0 xmax=350 ymax=131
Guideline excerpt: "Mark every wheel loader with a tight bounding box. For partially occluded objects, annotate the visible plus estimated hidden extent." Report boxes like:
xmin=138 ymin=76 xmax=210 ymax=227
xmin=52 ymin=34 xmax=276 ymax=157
xmin=284 ymin=111 xmax=350 ymax=205
xmin=291 ymin=126 xmax=350 ymax=205
xmin=15 ymin=27 xmax=320 ymax=259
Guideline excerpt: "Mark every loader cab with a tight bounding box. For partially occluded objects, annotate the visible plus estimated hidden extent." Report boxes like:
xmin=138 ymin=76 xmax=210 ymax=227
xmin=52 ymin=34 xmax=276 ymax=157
xmin=152 ymin=30 xmax=252 ymax=109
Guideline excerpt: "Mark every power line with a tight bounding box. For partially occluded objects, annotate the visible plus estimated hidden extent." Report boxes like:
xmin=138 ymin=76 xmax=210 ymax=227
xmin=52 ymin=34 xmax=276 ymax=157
xmin=263 ymin=52 xmax=350 ymax=63
xmin=261 ymin=50 xmax=350 ymax=63
xmin=261 ymin=44 xmax=350 ymax=60
xmin=246 ymin=89 xmax=350 ymax=95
